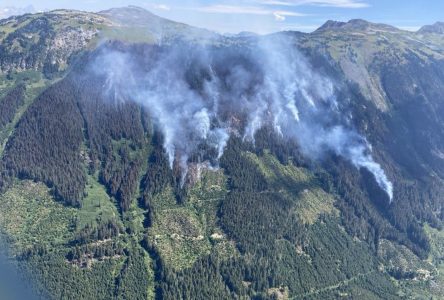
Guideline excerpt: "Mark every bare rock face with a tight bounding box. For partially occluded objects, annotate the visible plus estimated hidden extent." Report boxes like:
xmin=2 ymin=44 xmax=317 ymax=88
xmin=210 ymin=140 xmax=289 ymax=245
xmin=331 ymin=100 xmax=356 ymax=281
xmin=47 ymin=26 xmax=98 ymax=69
xmin=0 ymin=10 xmax=108 ymax=74
xmin=0 ymin=6 xmax=216 ymax=75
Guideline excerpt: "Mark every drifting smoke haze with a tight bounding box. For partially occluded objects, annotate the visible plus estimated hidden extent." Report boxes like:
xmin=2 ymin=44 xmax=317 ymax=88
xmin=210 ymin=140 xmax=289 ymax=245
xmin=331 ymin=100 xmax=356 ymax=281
xmin=90 ymin=34 xmax=393 ymax=201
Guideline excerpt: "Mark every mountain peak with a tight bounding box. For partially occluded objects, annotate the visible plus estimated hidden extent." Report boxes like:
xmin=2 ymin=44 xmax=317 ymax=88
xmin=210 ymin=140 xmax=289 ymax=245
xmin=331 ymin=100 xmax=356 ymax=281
xmin=315 ymin=19 xmax=399 ymax=33
xmin=316 ymin=20 xmax=347 ymax=31
xmin=418 ymin=22 xmax=444 ymax=34
xmin=99 ymin=6 xmax=182 ymax=28
xmin=98 ymin=6 xmax=218 ymax=44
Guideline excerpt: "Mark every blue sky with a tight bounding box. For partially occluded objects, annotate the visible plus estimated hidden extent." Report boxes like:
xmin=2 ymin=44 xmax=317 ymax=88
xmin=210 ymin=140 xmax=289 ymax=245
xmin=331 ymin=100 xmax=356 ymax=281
xmin=1 ymin=0 xmax=443 ymax=33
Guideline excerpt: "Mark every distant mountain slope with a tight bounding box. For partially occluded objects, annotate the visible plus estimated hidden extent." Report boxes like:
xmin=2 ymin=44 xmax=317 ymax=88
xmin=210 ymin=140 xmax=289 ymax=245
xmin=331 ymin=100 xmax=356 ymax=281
xmin=99 ymin=5 xmax=187 ymax=28
xmin=0 ymin=7 xmax=444 ymax=300
xmin=315 ymin=19 xmax=401 ymax=33
xmin=99 ymin=5 xmax=219 ymax=44
xmin=418 ymin=22 xmax=444 ymax=34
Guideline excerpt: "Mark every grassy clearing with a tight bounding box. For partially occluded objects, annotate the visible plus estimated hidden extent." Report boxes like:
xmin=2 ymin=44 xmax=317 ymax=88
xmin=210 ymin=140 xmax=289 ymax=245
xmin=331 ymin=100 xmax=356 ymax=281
xmin=144 ymin=254 xmax=156 ymax=300
xmin=147 ymin=170 xmax=235 ymax=270
xmin=149 ymin=207 xmax=212 ymax=270
xmin=78 ymin=174 xmax=121 ymax=229
xmin=98 ymin=26 xmax=157 ymax=44
xmin=0 ymin=180 xmax=76 ymax=252
xmin=187 ymin=168 xmax=228 ymax=231
xmin=425 ymin=224 xmax=444 ymax=265
xmin=423 ymin=224 xmax=444 ymax=297
xmin=123 ymin=200 xmax=147 ymax=236
xmin=0 ymin=174 xmax=121 ymax=249
xmin=396 ymin=225 xmax=444 ymax=299
xmin=187 ymin=168 xmax=228 ymax=203
xmin=378 ymin=238 xmax=434 ymax=276
xmin=244 ymin=151 xmax=310 ymax=183
xmin=148 ymin=186 xmax=211 ymax=270
xmin=292 ymin=189 xmax=336 ymax=225
xmin=245 ymin=151 xmax=337 ymax=224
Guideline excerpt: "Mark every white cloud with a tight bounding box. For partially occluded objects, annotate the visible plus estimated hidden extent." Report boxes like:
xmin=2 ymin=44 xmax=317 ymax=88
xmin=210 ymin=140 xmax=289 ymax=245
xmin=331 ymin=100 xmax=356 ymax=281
xmin=153 ymin=4 xmax=171 ymax=11
xmin=195 ymin=4 xmax=306 ymax=18
xmin=197 ymin=5 xmax=269 ymax=15
xmin=275 ymin=10 xmax=304 ymax=16
xmin=259 ymin=0 xmax=298 ymax=5
xmin=260 ymin=0 xmax=370 ymax=8
xmin=273 ymin=10 xmax=304 ymax=21
xmin=273 ymin=12 xmax=286 ymax=21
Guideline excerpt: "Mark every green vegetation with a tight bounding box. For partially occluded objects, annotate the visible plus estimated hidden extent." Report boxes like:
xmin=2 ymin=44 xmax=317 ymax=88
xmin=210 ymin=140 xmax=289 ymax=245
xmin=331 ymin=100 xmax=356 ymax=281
xmin=146 ymin=169 xmax=232 ymax=270
xmin=78 ymin=174 xmax=120 ymax=229
xmin=151 ymin=136 xmax=399 ymax=299
xmin=149 ymin=205 xmax=212 ymax=270
xmin=0 ymin=7 xmax=444 ymax=299
xmin=0 ymin=177 xmax=155 ymax=299
xmin=396 ymin=225 xmax=444 ymax=299
xmin=245 ymin=151 xmax=337 ymax=224
xmin=393 ymin=224 xmax=444 ymax=300
xmin=0 ymin=71 xmax=62 ymax=156
xmin=22 ymin=252 xmax=125 ymax=300
xmin=99 ymin=27 xmax=158 ymax=44
xmin=0 ymin=180 xmax=76 ymax=252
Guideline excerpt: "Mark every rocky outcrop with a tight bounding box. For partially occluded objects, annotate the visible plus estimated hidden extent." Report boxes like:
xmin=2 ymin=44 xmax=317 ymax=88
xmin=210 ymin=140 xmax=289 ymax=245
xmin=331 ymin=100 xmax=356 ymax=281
xmin=0 ymin=11 xmax=106 ymax=74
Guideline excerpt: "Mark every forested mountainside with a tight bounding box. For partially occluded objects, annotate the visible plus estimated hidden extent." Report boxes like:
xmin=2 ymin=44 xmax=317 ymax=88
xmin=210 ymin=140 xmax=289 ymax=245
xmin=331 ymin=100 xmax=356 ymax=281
xmin=0 ymin=6 xmax=444 ymax=299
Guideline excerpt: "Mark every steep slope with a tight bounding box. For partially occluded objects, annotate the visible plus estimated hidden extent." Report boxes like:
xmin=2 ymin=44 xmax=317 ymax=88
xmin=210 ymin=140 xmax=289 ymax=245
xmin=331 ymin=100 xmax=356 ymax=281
xmin=0 ymin=7 xmax=444 ymax=300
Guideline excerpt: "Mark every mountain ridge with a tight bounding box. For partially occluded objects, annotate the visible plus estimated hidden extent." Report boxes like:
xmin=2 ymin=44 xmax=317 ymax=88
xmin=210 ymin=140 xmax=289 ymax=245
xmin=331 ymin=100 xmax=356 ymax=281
xmin=1 ymin=5 xmax=444 ymax=35
xmin=315 ymin=19 xmax=402 ymax=33
xmin=99 ymin=5 xmax=186 ymax=27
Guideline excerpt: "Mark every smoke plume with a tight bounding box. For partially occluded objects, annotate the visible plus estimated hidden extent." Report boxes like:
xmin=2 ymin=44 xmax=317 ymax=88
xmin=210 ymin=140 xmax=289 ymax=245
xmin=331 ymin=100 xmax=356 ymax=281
xmin=90 ymin=34 xmax=393 ymax=201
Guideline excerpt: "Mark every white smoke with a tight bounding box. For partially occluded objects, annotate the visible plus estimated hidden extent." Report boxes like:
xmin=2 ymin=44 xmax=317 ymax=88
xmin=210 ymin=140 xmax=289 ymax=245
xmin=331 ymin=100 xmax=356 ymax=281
xmin=90 ymin=34 xmax=394 ymax=201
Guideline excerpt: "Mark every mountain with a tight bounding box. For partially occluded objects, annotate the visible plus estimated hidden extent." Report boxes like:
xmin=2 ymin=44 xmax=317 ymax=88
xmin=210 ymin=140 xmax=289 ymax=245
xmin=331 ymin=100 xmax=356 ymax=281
xmin=0 ymin=6 xmax=444 ymax=299
xmin=98 ymin=5 xmax=218 ymax=44
xmin=418 ymin=22 xmax=444 ymax=34
xmin=99 ymin=5 xmax=184 ymax=27
xmin=315 ymin=19 xmax=400 ymax=33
